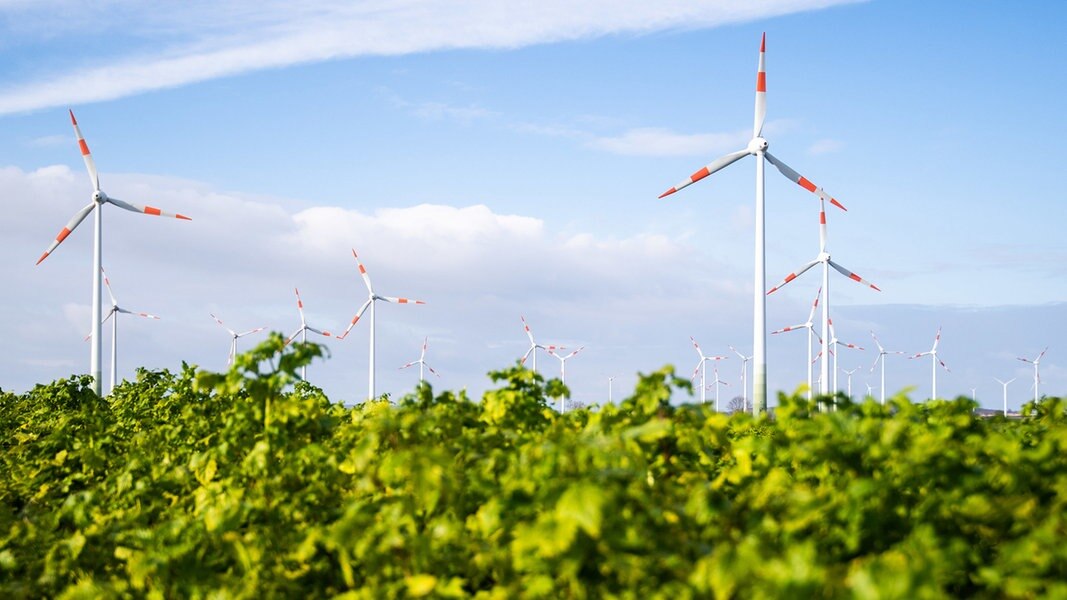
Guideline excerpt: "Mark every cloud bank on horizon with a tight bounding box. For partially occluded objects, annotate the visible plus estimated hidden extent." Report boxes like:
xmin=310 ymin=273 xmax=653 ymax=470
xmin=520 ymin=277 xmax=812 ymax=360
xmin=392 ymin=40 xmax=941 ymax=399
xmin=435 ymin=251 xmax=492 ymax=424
xmin=0 ymin=0 xmax=863 ymax=115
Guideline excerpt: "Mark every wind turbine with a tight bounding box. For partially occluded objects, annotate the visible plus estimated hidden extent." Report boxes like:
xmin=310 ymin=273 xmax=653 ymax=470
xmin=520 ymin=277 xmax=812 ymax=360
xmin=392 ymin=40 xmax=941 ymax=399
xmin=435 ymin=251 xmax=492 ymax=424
xmin=400 ymin=337 xmax=439 ymax=383
xmin=730 ymin=345 xmax=752 ymax=412
xmin=865 ymin=382 xmax=874 ymax=399
xmin=841 ymin=367 xmax=859 ymax=401
xmin=286 ymin=288 xmax=333 ymax=380
xmin=37 ymin=110 xmax=190 ymax=395
xmin=336 ymin=249 xmax=425 ymax=400
xmin=994 ymin=377 xmax=1016 ymax=416
xmin=828 ymin=318 xmax=865 ymax=395
xmin=519 ymin=315 xmax=566 ymax=373
xmin=1017 ymin=347 xmax=1048 ymax=403
xmin=690 ymin=336 xmax=728 ymax=405
xmin=770 ymin=287 xmax=822 ymax=400
xmin=766 ymin=186 xmax=880 ymax=396
xmin=548 ymin=346 xmax=585 ymax=413
xmin=659 ymin=34 xmax=849 ymax=414
xmin=706 ymin=365 xmax=729 ymax=412
xmin=910 ymin=327 xmax=949 ymax=401
xmin=870 ymin=331 xmax=905 ymax=405
xmin=607 ymin=376 xmax=615 ymax=403
xmin=211 ymin=313 xmax=266 ymax=367
xmin=86 ymin=268 xmax=160 ymax=394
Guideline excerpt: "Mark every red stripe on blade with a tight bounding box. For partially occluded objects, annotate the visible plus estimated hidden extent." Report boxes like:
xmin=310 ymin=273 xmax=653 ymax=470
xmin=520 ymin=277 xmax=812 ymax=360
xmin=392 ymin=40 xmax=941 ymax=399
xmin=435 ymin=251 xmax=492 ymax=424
xmin=658 ymin=188 xmax=677 ymax=199
xmin=756 ymin=72 xmax=766 ymax=92
xmin=690 ymin=167 xmax=710 ymax=182
xmin=57 ymin=227 xmax=72 ymax=243
xmin=849 ymin=273 xmax=861 ymax=282
xmin=79 ymin=140 xmax=90 ymax=156
xmin=797 ymin=177 xmax=817 ymax=193
xmin=144 ymin=206 xmax=161 ymax=216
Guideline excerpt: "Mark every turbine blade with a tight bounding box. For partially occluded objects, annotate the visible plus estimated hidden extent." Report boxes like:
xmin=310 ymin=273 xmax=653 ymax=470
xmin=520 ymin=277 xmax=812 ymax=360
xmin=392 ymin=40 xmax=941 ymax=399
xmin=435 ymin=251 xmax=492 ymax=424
xmin=938 ymin=358 xmax=950 ymax=372
xmin=764 ymin=151 xmax=846 ymax=211
xmin=211 ymin=313 xmax=238 ymax=337
xmin=399 ymin=361 xmax=417 ymax=370
xmin=807 ymin=286 xmax=823 ymax=323
xmin=932 ymin=326 xmax=943 ymax=351
xmin=36 ymin=202 xmax=96 ymax=265
xmin=351 ymin=248 xmax=374 ymax=293
xmin=521 ymin=315 xmax=536 ymax=344
xmin=70 ymin=109 xmax=99 ymax=191
xmin=236 ymin=327 xmax=266 ymax=337
xmin=306 ymin=326 xmax=332 ymax=337
xmin=870 ymin=331 xmax=886 ymax=354
xmin=766 ymin=260 xmax=819 ymax=295
xmin=285 ymin=327 xmax=304 ymax=346
xmin=658 ymin=149 xmax=749 ymax=198
xmin=336 ymin=298 xmax=373 ymax=340
xmin=771 ymin=323 xmax=808 ymax=335
xmin=563 ymin=346 xmax=585 ymax=360
xmin=690 ymin=336 xmax=705 ymax=359
xmin=427 ymin=364 xmax=440 ymax=377
xmin=107 ymin=197 xmax=191 ymax=220
xmin=100 ymin=267 xmax=119 ymax=306
xmin=379 ymin=296 xmax=426 ymax=305
xmin=828 ymin=260 xmax=881 ymax=291
xmin=520 ymin=346 xmax=534 ymax=366
xmin=754 ymin=32 xmax=766 ymax=137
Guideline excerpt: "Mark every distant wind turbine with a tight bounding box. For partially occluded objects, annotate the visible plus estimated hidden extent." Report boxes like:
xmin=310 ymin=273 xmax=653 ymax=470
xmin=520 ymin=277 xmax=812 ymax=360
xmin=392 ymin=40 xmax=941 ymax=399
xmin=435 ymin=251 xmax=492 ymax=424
xmin=607 ymin=376 xmax=615 ymax=404
xmin=1017 ymin=347 xmax=1048 ymax=403
xmin=37 ymin=110 xmax=190 ymax=395
xmin=994 ymin=377 xmax=1016 ymax=416
xmin=659 ymin=34 xmax=849 ymax=415
xmin=870 ymin=331 xmax=905 ymax=405
xmin=910 ymin=326 xmax=949 ymax=401
xmin=730 ymin=346 xmax=752 ymax=413
xmin=85 ymin=268 xmax=160 ymax=394
xmin=548 ymin=346 xmax=585 ymax=413
xmin=336 ymin=249 xmax=425 ymax=400
xmin=519 ymin=315 xmax=565 ymax=374
xmin=400 ymin=337 xmax=439 ymax=383
xmin=828 ymin=318 xmax=864 ymax=395
xmin=286 ymin=288 xmax=333 ymax=380
xmin=211 ymin=313 xmax=266 ymax=367
xmin=841 ymin=367 xmax=859 ymax=401
xmin=690 ymin=336 xmax=728 ymax=405
xmin=706 ymin=365 xmax=729 ymax=412
xmin=771 ymin=287 xmax=822 ymax=400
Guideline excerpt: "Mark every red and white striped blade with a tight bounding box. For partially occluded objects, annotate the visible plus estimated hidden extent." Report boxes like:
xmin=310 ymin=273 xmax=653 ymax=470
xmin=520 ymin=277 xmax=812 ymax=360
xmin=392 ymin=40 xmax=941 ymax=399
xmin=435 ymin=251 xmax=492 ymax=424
xmin=85 ymin=307 xmax=119 ymax=340
xmin=351 ymin=248 xmax=374 ymax=294
xmin=690 ymin=336 xmax=704 ymax=358
xmin=116 ymin=307 xmax=161 ymax=320
xmin=70 ymin=110 xmax=100 ymax=191
xmin=931 ymin=326 xmax=943 ymax=351
xmin=520 ymin=345 xmax=535 ymax=366
xmin=771 ymin=322 xmax=807 ymax=335
xmin=562 ymin=346 xmax=585 ymax=360
xmin=380 ymin=296 xmax=426 ymax=305
xmin=828 ymin=260 xmax=881 ymax=291
xmin=336 ymin=298 xmax=373 ymax=340
xmin=420 ymin=336 xmax=429 ymax=360
xmin=807 ymin=286 xmax=823 ymax=323
xmin=1037 ymin=347 xmax=1049 ymax=363
xmin=766 ymin=260 xmax=819 ymax=295
xmin=658 ymin=149 xmax=749 ymax=199
xmin=236 ymin=326 xmax=266 ymax=338
xmin=400 ymin=361 xmax=417 ymax=370
xmin=754 ymin=32 xmax=766 ymax=138
xmin=910 ymin=351 xmax=931 ymax=359
xmin=541 ymin=344 xmax=567 ymax=352
xmin=293 ymin=288 xmax=307 ymax=324
xmin=107 ymin=197 xmax=191 ymax=220
xmin=285 ymin=327 xmax=304 ymax=346
xmin=427 ymin=364 xmax=440 ymax=377
xmin=938 ymin=358 xmax=950 ymax=372
xmin=211 ymin=313 xmax=238 ymax=337
xmin=306 ymin=325 xmax=331 ymax=337
xmin=837 ymin=341 xmax=864 ymax=351
xmin=763 ymin=152 xmax=847 ymax=211
xmin=521 ymin=315 xmax=536 ymax=344
xmin=101 ymin=267 xmax=119 ymax=306
xmin=818 ymin=202 xmax=828 ymax=252
xmin=36 ymin=201 xmax=96 ymax=265
xmin=691 ymin=361 xmax=702 ymax=382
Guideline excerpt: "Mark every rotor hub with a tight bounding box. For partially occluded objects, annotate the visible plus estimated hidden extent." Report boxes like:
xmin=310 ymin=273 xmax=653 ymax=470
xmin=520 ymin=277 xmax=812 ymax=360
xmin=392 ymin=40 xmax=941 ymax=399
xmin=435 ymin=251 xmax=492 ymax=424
xmin=748 ymin=137 xmax=768 ymax=153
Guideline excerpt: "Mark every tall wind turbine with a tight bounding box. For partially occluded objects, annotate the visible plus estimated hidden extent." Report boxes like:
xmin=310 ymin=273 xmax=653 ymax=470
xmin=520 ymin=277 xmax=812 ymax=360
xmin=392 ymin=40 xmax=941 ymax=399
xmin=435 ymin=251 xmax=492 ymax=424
xmin=87 ymin=268 xmax=160 ymax=394
xmin=707 ymin=365 xmax=729 ymax=412
xmin=910 ymin=327 xmax=949 ymax=401
xmin=870 ymin=331 xmax=905 ymax=405
xmin=994 ymin=377 xmax=1016 ymax=416
xmin=519 ymin=315 xmax=565 ymax=373
xmin=730 ymin=345 xmax=752 ymax=412
xmin=690 ymin=336 xmax=728 ymax=405
xmin=37 ymin=110 xmax=190 ymax=395
xmin=771 ymin=288 xmax=822 ymax=400
xmin=400 ymin=337 xmax=439 ymax=383
xmin=1017 ymin=347 xmax=1048 ymax=403
xmin=548 ymin=346 xmax=585 ymax=413
xmin=211 ymin=313 xmax=266 ymax=367
xmin=841 ymin=367 xmax=859 ymax=401
xmin=336 ymin=249 xmax=425 ymax=400
xmin=766 ymin=189 xmax=880 ymax=396
xmin=607 ymin=376 xmax=615 ymax=404
xmin=828 ymin=318 xmax=864 ymax=395
xmin=659 ymin=34 xmax=848 ymax=415
xmin=286 ymin=288 xmax=333 ymax=380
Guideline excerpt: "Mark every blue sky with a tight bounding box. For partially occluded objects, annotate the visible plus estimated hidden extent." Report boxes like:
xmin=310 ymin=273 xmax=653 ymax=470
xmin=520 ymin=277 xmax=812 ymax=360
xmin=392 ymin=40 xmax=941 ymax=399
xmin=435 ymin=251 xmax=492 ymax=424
xmin=1 ymin=0 xmax=1064 ymax=409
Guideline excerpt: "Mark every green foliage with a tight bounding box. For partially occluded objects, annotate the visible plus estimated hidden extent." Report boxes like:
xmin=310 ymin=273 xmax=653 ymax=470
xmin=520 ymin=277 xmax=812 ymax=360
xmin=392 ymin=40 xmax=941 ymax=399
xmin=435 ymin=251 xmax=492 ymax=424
xmin=1 ymin=339 xmax=1066 ymax=598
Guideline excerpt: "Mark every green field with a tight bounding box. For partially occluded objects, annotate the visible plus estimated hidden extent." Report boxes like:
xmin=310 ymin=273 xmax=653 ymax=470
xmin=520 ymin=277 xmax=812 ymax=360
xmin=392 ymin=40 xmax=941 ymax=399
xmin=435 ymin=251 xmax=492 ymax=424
xmin=2 ymin=334 xmax=1065 ymax=598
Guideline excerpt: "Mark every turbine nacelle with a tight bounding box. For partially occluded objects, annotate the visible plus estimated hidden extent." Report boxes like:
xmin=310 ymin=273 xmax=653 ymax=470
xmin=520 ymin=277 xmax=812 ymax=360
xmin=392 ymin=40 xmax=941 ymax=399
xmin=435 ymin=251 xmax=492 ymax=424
xmin=748 ymin=137 xmax=769 ymax=154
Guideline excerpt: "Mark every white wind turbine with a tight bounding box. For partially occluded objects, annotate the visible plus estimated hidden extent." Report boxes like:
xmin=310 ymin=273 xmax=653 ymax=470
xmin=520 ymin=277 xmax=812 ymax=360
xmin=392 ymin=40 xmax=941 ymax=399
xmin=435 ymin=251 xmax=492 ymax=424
xmin=607 ymin=376 xmax=615 ymax=404
xmin=400 ymin=337 xmax=439 ymax=384
xmin=828 ymin=318 xmax=865 ymax=395
xmin=771 ymin=287 xmax=822 ymax=400
xmin=211 ymin=313 xmax=266 ymax=367
xmin=519 ymin=315 xmax=566 ymax=374
xmin=841 ymin=367 xmax=860 ymax=401
xmin=994 ymin=377 xmax=1016 ymax=416
xmin=910 ymin=326 xmax=949 ymax=401
xmin=37 ymin=110 xmax=190 ymax=396
xmin=548 ymin=346 xmax=585 ymax=413
xmin=336 ymin=249 xmax=425 ymax=400
xmin=286 ymin=288 xmax=333 ymax=380
xmin=730 ymin=345 xmax=752 ymax=412
xmin=870 ymin=331 xmax=905 ymax=405
xmin=706 ymin=365 xmax=729 ymax=412
xmin=691 ymin=336 xmax=728 ymax=405
xmin=865 ymin=382 xmax=874 ymax=399
xmin=659 ymin=34 xmax=849 ymax=415
xmin=767 ymin=187 xmax=880 ymax=396
xmin=1017 ymin=347 xmax=1048 ymax=403
xmin=86 ymin=268 xmax=160 ymax=394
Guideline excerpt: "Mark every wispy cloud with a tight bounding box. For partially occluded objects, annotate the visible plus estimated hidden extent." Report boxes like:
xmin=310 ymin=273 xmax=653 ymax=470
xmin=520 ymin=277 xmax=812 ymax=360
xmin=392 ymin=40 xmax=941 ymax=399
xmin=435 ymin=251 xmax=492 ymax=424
xmin=807 ymin=138 xmax=844 ymax=155
xmin=0 ymin=0 xmax=864 ymax=115
xmin=586 ymin=127 xmax=752 ymax=157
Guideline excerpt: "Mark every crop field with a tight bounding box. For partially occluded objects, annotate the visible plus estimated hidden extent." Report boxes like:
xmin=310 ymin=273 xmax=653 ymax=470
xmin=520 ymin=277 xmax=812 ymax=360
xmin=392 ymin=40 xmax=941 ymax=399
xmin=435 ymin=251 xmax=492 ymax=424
xmin=2 ymin=335 xmax=1066 ymax=598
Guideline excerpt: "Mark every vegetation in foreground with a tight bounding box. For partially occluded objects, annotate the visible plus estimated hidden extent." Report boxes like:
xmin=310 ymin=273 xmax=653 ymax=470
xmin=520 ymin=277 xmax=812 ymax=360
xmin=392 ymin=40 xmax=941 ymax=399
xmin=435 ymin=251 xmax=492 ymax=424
xmin=1 ymin=334 xmax=1066 ymax=599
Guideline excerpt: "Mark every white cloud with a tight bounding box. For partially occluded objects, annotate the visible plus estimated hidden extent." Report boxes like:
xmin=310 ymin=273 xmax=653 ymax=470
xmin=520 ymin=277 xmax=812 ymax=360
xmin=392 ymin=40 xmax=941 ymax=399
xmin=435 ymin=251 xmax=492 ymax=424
xmin=0 ymin=0 xmax=865 ymax=115
xmin=587 ymin=127 xmax=752 ymax=157
xmin=807 ymin=138 xmax=844 ymax=155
